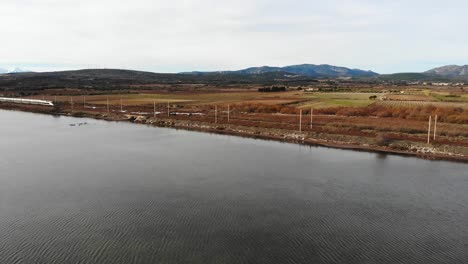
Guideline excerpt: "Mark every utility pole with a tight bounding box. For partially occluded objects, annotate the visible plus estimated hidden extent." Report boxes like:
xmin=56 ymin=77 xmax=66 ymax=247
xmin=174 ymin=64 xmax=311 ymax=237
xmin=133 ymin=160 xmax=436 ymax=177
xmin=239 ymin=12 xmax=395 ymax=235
xmin=299 ymin=109 xmax=302 ymax=132
xmin=310 ymin=108 xmax=313 ymax=129
xmin=433 ymin=114 xmax=438 ymax=141
xmin=427 ymin=115 xmax=432 ymax=144
xmin=215 ymin=105 xmax=218 ymax=123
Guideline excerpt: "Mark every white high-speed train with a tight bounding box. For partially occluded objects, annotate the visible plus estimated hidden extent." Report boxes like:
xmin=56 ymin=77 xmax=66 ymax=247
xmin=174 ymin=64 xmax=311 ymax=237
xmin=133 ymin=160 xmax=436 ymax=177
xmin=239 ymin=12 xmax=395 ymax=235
xmin=0 ymin=97 xmax=54 ymax=106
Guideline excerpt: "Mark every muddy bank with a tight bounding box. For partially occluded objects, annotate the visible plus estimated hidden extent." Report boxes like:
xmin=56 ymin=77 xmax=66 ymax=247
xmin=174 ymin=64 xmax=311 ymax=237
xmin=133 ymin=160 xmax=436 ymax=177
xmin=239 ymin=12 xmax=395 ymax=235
xmin=128 ymin=115 xmax=467 ymax=163
xmin=1 ymin=104 xmax=467 ymax=163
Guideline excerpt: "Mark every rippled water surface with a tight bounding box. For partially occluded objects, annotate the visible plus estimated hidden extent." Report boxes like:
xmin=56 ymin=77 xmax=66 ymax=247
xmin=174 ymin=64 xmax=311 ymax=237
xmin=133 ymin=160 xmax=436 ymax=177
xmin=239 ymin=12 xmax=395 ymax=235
xmin=1 ymin=110 xmax=467 ymax=264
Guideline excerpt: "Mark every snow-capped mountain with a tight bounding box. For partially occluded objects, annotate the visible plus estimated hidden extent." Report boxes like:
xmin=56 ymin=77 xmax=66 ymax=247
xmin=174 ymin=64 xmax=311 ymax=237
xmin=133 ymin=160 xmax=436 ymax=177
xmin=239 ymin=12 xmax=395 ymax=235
xmin=0 ymin=67 xmax=31 ymax=74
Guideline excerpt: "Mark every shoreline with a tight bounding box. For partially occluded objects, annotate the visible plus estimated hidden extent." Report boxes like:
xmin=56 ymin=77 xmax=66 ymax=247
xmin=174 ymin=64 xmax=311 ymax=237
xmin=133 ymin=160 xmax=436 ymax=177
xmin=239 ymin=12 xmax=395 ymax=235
xmin=2 ymin=105 xmax=467 ymax=163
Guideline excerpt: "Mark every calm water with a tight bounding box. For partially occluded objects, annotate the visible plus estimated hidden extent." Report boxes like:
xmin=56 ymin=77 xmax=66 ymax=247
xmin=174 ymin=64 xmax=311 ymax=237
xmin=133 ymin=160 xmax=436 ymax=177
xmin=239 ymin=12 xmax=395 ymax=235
xmin=0 ymin=110 xmax=467 ymax=264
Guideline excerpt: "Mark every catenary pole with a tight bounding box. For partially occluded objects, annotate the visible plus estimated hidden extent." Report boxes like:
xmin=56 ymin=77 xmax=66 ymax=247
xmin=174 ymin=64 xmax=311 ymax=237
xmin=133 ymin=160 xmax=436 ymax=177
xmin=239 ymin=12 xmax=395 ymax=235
xmin=427 ymin=115 xmax=432 ymax=144
xmin=299 ymin=109 xmax=302 ymax=132
xmin=310 ymin=108 xmax=313 ymax=129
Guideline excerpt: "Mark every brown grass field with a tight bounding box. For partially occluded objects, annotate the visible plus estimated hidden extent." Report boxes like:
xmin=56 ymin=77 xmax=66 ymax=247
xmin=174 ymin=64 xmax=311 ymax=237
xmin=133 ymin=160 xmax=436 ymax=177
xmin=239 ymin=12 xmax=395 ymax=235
xmin=7 ymin=86 xmax=468 ymax=159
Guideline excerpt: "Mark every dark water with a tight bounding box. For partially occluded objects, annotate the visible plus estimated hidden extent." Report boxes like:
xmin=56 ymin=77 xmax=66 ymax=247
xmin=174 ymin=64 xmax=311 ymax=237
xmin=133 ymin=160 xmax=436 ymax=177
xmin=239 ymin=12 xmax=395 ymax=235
xmin=0 ymin=110 xmax=467 ymax=264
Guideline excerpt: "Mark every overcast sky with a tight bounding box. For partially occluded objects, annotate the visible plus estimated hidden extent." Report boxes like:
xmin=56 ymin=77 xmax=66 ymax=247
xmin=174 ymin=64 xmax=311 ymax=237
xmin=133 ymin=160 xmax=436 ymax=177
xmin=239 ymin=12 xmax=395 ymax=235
xmin=1 ymin=0 xmax=467 ymax=73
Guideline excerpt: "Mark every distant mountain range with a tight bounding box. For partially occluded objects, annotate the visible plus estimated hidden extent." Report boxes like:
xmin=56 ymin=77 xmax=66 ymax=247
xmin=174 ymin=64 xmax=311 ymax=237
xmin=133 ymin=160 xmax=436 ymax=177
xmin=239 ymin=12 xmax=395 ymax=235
xmin=425 ymin=65 xmax=468 ymax=77
xmin=0 ymin=67 xmax=30 ymax=74
xmin=0 ymin=64 xmax=467 ymax=91
xmin=185 ymin=63 xmax=468 ymax=81
xmin=184 ymin=64 xmax=379 ymax=78
xmin=379 ymin=65 xmax=468 ymax=82
xmin=1 ymin=63 xmax=467 ymax=80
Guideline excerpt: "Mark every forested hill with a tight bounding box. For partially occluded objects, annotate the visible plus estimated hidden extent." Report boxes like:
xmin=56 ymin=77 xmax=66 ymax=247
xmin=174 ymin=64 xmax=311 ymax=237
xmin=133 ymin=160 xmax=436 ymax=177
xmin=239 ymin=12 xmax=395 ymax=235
xmin=0 ymin=69 xmax=316 ymax=90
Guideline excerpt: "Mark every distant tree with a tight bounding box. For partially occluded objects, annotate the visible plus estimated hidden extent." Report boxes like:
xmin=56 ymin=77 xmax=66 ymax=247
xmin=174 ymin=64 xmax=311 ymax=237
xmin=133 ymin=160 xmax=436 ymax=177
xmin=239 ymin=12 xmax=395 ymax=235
xmin=258 ymin=86 xmax=286 ymax=92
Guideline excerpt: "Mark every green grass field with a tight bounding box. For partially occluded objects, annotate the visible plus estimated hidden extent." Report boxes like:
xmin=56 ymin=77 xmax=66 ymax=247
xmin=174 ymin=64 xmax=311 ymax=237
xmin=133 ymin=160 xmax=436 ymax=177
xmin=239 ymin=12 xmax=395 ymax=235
xmin=35 ymin=90 xmax=466 ymax=111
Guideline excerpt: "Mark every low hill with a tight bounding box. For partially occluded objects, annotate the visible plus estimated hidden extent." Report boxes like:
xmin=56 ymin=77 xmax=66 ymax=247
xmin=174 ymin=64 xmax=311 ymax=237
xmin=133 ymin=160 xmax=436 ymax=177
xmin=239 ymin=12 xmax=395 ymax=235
xmin=375 ymin=71 xmax=468 ymax=82
xmin=377 ymin=73 xmax=435 ymax=81
xmin=0 ymin=69 xmax=316 ymax=90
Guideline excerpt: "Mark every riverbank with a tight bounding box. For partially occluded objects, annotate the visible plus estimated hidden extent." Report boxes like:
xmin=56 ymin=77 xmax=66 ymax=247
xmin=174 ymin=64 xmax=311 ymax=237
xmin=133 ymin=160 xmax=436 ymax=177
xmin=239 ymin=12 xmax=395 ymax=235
xmin=1 ymin=104 xmax=467 ymax=163
xmin=3 ymin=106 xmax=468 ymax=264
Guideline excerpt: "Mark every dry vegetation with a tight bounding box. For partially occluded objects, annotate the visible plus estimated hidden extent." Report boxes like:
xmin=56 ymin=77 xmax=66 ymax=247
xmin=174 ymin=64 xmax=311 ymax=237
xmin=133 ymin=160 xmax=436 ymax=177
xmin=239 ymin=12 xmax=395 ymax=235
xmin=4 ymin=85 xmax=468 ymax=160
